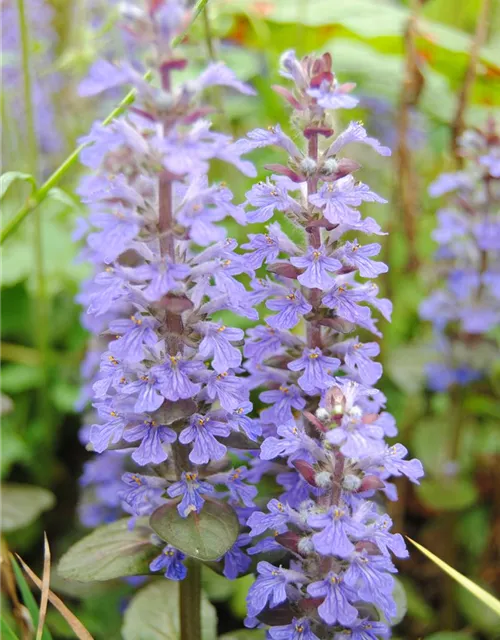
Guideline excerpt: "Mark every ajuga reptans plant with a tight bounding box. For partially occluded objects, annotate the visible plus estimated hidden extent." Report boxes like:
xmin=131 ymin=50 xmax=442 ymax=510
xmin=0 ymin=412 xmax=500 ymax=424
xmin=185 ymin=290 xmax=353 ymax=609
xmin=76 ymin=0 xmax=261 ymax=581
xmin=420 ymin=119 xmax=500 ymax=390
xmin=238 ymin=51 xmax=424 ymax=638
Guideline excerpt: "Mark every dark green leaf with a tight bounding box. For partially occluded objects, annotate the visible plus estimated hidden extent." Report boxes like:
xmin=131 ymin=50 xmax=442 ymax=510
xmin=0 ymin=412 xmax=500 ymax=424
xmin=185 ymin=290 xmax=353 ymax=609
xmin=1 ymin=484 xmax=55 ymax=532
xmin=150 ymin=499 xmax=239 ymax=562
xmin=417 ymin=477 xmax=478 ymax=511
xmin=58 ymin=519 xmax=158 ymax=582
xmin=122 ymin=580 xmax=217 ymax=640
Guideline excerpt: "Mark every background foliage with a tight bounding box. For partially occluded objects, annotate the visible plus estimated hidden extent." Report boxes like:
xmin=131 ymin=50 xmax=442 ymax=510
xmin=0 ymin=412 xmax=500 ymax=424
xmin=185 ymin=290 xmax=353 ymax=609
xmin=1 ymin=0 xmax=500 ymax=637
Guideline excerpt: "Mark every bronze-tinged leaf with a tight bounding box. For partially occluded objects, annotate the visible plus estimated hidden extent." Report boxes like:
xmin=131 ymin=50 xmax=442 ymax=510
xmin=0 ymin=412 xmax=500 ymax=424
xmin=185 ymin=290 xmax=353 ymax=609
xmin=150 ymin=499 xmax=239 ymax=562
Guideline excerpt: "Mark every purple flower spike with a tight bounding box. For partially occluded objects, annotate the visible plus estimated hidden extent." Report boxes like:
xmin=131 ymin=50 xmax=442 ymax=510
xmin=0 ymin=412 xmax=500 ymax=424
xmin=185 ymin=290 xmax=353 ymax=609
xmin=149 ymin=545 xmax=187 ymax=581
xmin=154 ymin=355 xmax=203 ymax=402
xmin=167 ymin=471 xmax=215 ymax=517
xmin=288 ymin=348 xmax=340 ymax=393
xmin=246 ymin=561 xmax=306 ymax=617
xmin=309 ymin=507 xmax=365 ymax=557
xmin=267 ymin=290 xmax=312 ymax=330
xmin=239 ymin=50 xmax=422 ymax=637
xmin=291 ymin=246 xmax=342 ymax=290
xmin=123 ymin=419 xmax=176 ymax=466
xmin=268 ymin=618 xmax=320 ymax=640
xmin=197 ymin=322 xmax=244 ymax=373
xmin=179 ymin=414 xmax=229 ymax=464
xmin=307 ymin=573 xmax=358 ymax=626
xmin=75 ymin=0 xmax=260 ymax=584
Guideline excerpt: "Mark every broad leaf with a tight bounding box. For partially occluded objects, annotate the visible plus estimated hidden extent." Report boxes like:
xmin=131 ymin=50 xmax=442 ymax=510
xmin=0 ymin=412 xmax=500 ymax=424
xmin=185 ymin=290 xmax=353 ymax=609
xmin=1 ymin=484 xmax=55 ymax=532
xmin=150 ymin=499 xmax=239 ymax=562
xmin=417 ymin=477 xmax=478 ymax=511
xmin=58 ymin=518 xmax=158 ymax=581
xmin=122 ymin=580 xmax=217 ymax=640
xmin=0 ymin=171 xmax=36 ymax=200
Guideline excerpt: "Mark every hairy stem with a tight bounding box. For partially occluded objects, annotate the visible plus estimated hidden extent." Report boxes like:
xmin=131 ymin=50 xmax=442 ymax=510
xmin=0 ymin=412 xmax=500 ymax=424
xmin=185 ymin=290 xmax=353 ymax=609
xmin=306 ymin=134 xmax=322 ymax=349
xmin=180 ymin=559 xmax=201 ymax=640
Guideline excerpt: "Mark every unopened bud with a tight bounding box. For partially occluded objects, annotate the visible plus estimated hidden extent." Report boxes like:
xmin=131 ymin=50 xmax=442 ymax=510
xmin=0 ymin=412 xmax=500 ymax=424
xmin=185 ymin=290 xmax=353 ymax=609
xmin=358 ymin=475 xmax=385 ymax=492
xmin=300 ymin=157 xmax=317 ymax=176
xmin=314 ymin=471 xmax=332 ymax=488
xmin=315 ymin=407 xmax=330 ymax=423
xmin=155 ymin=91 xmax=174 ymax=111
xmin=298 ymin=536 xmax=315 ymax=555
xmin=342 ymin=474 xmax=362 ymax=492
xmin=321 ymin=158 xmax=339 ymax=175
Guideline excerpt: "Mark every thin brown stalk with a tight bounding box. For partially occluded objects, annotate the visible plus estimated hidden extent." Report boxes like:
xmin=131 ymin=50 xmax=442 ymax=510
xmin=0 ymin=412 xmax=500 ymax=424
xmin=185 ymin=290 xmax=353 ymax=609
xmin=451 ymin=0 xmax=492 ymax=165
xmin=15 ymin=554 xmax=94 ymax=640
xmin=395 ymin=0 xmax=424 ymax=273
xmin=35 ymin=534 xmax=51 ymax=640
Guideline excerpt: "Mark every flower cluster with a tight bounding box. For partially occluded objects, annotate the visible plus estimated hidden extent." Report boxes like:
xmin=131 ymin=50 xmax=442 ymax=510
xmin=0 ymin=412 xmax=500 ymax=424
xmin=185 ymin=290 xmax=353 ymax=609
xmin=2 ymin=0 xmax=63 ymax=158
xmin=238 ymin=51 xmax=423 ymax=637
xmin=420 ymin=120 xmax=500 ymax=390
xmin=76 ymin=0 xmax=261 ymax=580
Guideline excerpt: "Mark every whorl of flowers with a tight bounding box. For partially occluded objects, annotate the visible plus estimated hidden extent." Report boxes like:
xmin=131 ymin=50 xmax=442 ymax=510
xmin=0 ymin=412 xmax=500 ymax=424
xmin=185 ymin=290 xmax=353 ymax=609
xmin=420 ymin=119 xmax=500 ymax=390
xmin=239 ymin=51 xmax=424 ymax=638
xmin=2 ymin=0 xmax=63 ymax=156
xmin=75 ymin=0 xmax=261 ymax=581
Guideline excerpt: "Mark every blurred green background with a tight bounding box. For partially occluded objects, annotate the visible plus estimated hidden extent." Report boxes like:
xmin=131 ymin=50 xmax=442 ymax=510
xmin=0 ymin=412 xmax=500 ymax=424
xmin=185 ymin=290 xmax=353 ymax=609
xmin=1 ymin=0 xmax=500 ymax=637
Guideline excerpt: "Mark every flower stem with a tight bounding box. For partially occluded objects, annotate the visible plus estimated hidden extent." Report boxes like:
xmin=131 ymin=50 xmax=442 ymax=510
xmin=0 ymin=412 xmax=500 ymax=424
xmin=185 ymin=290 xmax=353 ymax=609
xmin=180 ymin=559 xmax=201 ymax=640
xmin=306 ymin=133 xmax=322 ymax=350
xmin=18 ymin=0 xmax=52 ymax=458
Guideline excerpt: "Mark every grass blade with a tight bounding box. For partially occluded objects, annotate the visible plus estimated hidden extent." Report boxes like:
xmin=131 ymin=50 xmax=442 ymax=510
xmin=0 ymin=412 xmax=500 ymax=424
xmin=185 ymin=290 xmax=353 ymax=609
xmin=1 ymin=616 xmax=19 ymax=640
xmin=36 ymin=534 xmax=51 ymax=640
xmin=11 ymin=554 xmax=52 ymax=640
xmin=15 ymin=554 xmax=94 ymax=640
xmin=407 ymin=536 xmax=500 ymax=616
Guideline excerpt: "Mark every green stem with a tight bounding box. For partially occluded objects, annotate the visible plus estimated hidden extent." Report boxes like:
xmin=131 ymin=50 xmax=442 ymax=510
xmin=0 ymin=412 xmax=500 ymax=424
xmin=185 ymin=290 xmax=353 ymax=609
xmin=18 ymin=0 xmax=52 ymax=457
xmin=180 ymin=559 xmax=201 ymax=640
xmin=1 ymin=0 xmax=211 ymax=245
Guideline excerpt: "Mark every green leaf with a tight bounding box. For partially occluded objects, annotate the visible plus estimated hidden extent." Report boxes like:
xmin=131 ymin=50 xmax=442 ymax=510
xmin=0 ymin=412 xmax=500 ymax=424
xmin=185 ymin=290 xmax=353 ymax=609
xmin=150 ymin=499 xmax=239 ymax=562
xmin=1 ymin=484 xmax=55 ymax=532
xmin=58 ymin=518 xmax=158 ymax=582
xmin=122 ymin=580 xmax=217 ymax=640
xmin=219 ymin=631 xmax=266 ymax=640
xmin=0 ymin=172 xmax=36 ymax=200
xmin=456 ymin=582 xmax=500 ymax=636
xmin=426 ymin=633 xmax=473 ymax=640
xmin=0 ymin=364 xmax=44 ymax=393
xmin=383 ymin=577 xmax=407 ymax=626
xmin=0 ymin=393 xmax=14 ymax=416
xmin=201 ymin=565 xmax=234 ymax=602
xmin=46 ymin=188 xmax=80 ymax=212
xmin=407 ymin=537 xmax=500 ymax=618
xmin=386 ymin=342 xmax=433 ymax=394
xmin=417 ymin=476 xmax=478 ymax=511
xmin=229 ymin=575 xmax=255 ymax=619
xmin=0 ymin=616 xmax=19 ymax=640
xmin=399 ymin=577 xmax=436 ymax=624
xmin=11 ymin=556 xmax=53 ymax=640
